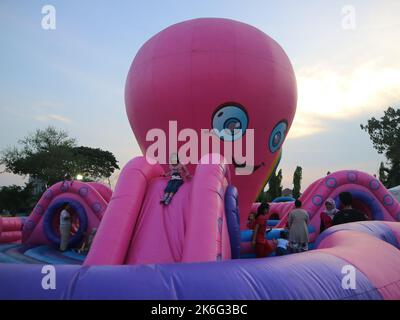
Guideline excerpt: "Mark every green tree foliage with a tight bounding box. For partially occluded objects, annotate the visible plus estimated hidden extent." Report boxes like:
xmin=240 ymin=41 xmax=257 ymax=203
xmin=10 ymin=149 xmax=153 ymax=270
xmin=0 ymin=183 xmax=34 ymax=216
xmin=1 ymin=126 xmax=119 ymax=187
xmin=379 ymin=161 xmax=388 ymax=184
xmin=265 ymin=169 xmax=283 ymax=201
xmin=256 ymin=190 xmax=266 ymax=203
xmin=292 ymin=166 xmax=302 ymax=199
xmin=361 ymin=107 xmax=400 ymax=188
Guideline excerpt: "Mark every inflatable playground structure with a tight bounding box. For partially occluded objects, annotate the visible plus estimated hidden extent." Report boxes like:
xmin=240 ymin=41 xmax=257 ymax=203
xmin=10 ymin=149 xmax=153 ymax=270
xmin=1 ymin=18 xmax=400 ymax=300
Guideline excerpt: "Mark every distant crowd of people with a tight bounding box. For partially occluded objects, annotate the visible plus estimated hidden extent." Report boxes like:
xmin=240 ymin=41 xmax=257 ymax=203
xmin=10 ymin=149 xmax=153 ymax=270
xmin=247 ymin=191 xmax=368 ymax=258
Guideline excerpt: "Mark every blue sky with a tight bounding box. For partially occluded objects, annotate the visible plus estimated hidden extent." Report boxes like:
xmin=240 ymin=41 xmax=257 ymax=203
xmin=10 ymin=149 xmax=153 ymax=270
xmin=1 ymin=0 xmax=399 ymax=189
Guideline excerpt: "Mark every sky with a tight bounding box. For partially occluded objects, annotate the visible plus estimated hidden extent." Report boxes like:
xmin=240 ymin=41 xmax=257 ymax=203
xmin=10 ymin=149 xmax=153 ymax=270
xmin=0 ymin=0 xmax=399 ymax=191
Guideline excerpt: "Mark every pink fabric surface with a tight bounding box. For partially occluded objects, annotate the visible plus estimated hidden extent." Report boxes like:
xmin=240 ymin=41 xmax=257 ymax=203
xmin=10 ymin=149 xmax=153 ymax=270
xmin=86 ymin=156 xmax=231 ymax=265
xmin=182 ymin=155 xmax=230 ymax=262
xmin=85 ymin=157 xmax=163 ymax=265
xmin=317 ymin=230 xmax=400 ymax=299
xmin=382 ymin=222 xmax=400 ymax=247
xmin=125 ymin=178 xmax=190 ymax=264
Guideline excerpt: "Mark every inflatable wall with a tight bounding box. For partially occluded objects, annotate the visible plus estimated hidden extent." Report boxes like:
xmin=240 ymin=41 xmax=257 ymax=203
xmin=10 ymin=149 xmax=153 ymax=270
xmin=1 ymin=221 xmax=400 ymax=299
xmin=0 ymin=217 xmax=26 ymax=243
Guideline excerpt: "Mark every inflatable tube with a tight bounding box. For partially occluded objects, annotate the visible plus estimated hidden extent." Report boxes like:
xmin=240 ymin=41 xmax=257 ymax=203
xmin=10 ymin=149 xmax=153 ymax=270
xmin=272 ymin=196 xmax=295 ymax=203
xmin=87 ymin=182 xmax=112 ymax=203
xmin=85 ymin=157 xmax=164 ymax=265
xmin=43 ymin=198 xmax=88 ymax=247
xmin=1 ymin=217 xmax=23 ymax=232
xmin=0 ymin=231 xmax=22 ymax=243
xmin=224 ymin=186 xmax=241 ymax=259
xmin=0 ymin=217 xmax=24 ymax=243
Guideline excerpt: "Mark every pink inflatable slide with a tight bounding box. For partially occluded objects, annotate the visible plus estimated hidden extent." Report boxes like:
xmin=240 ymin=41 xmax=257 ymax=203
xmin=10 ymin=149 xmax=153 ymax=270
xmin=86 ymin=155 xmax=232 ymax=265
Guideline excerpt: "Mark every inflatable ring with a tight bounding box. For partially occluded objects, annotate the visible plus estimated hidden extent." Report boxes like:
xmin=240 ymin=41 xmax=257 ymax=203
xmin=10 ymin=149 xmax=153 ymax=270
xmin=43 ymin=198 xmax=88 ymax=247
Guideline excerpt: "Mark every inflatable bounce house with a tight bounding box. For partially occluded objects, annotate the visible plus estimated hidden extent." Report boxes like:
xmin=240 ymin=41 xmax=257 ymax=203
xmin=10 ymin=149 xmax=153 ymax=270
xmin=0 ymin=181 xmax=111 ymax=264
xmin=1 ymin=18 xmax=400 ymax=300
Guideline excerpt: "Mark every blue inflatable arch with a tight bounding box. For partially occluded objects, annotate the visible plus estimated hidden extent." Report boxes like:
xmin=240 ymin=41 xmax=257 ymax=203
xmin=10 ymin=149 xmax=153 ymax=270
xmin=43 ymin=198 xmax=88 ymax=247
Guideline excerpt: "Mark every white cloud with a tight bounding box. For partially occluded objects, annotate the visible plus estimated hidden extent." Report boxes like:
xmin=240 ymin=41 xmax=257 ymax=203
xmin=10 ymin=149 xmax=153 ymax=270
xmin=34 ymin=114 xmax=72 ymax=124
xmin=31 ymin=101 xmax=63 ymax=112
xmin=289 ymin=59 xmax=400 ymax=139
xmin=2 ymin=104 xmax=72 ymax=125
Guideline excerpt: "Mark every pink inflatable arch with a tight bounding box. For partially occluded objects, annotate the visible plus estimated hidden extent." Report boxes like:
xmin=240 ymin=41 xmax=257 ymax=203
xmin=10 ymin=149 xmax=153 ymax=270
xmin=21 ymin=180 xmax=111 ymax=247
xmin=264 ymin=170 xmax=400 ymax=231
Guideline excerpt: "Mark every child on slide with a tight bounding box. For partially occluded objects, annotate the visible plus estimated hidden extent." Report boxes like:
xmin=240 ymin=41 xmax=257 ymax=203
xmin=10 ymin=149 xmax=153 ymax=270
xmin=161 ymin=153 xmax=191 ymax=205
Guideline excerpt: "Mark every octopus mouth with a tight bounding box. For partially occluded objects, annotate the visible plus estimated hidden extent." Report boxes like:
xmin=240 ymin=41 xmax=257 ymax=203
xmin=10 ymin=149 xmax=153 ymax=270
xmin=232 ymin=157 xmax=265 ymax=172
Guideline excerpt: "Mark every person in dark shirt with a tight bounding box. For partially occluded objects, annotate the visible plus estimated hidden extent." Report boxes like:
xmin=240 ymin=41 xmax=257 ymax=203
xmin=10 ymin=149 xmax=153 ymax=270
xmin=332 ymin=192 xmax=368 ymax=226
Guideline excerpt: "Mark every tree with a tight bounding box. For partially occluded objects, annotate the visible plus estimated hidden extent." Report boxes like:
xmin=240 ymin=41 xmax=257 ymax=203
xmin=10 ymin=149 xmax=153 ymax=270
xmin=276 ymin=169 xmax=283 ymax=197
xmin=265 ymin=169 xmax=283 ymax=201
xmin=1 ymin=126 xmax=119 ymax=188
xmin=70 ymin=147 xmax=118 ymax=181
xmin=379 ymin=161 xmax=388 ymax=184
xmin=0 ymin=183 xmax=34 ymax=216
xmin=361 ymin=107 xmax=400 ymax=188
xmin=292 ymin=166 xmax=302 ymax=199
xmin=256 ymin=190 xmax=266 ymax=203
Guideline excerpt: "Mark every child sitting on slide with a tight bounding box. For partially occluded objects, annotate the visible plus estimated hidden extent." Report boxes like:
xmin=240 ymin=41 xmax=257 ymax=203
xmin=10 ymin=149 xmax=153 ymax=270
xmin=161 ymin=153 xmax=191 ymax=205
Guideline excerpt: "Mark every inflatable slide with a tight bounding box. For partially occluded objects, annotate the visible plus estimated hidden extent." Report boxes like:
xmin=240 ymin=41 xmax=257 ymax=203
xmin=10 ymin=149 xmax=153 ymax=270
xmin=85 ymin=155 xmax=234 ymax=265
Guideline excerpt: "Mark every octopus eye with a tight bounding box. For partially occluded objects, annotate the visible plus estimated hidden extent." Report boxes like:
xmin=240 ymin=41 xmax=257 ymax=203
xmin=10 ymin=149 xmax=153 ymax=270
xmin=269 ymin=121 xmax=287 ymax=153
xmin=212 ymin=104 xmax=248 ymax=141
